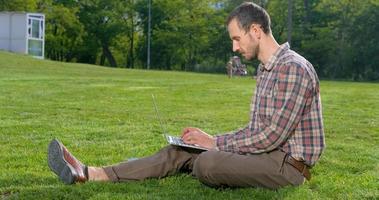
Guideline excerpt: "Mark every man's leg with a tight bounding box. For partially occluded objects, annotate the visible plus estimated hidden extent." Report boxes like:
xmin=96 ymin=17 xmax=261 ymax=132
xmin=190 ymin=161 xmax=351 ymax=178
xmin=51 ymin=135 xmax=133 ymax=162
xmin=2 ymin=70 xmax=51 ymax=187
xmin=101 ymin=145 xmax=202 ymax=182
xmin=192 ymin=150 xmax=305 ymax=189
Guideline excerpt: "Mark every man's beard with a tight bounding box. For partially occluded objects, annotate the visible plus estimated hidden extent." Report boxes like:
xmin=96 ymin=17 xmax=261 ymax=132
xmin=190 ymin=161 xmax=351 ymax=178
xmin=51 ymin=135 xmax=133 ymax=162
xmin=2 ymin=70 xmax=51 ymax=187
xmin=244 ymin=42 xmax=259 ymax=61
xmin=245 ymin=33 xmax=259 ymax=60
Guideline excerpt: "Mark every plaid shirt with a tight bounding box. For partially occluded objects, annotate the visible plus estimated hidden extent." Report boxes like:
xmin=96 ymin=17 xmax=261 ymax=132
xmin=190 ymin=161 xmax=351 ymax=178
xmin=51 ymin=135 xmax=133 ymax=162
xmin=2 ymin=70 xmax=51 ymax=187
xmin=216 ymin=43 xmax=325 ymax=166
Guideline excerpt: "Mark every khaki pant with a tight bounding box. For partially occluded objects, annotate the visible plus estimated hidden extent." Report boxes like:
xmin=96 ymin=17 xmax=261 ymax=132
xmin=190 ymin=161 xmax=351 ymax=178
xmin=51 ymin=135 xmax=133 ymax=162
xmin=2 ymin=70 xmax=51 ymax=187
xmin=103 ymin=145 xmax=305 ymax=189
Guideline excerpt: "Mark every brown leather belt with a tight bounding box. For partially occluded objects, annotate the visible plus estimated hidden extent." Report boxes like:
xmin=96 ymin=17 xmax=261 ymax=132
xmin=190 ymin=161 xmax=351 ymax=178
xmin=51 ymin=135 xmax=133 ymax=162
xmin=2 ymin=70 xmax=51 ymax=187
xmin=285 ymin=155 xmax=311 ymax=181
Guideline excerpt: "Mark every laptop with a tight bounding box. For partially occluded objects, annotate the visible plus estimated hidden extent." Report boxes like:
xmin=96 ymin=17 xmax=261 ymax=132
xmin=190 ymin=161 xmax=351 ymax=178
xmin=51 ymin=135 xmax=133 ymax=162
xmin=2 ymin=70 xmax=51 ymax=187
xmin=152 ymin=94 xmax=208 ymax=151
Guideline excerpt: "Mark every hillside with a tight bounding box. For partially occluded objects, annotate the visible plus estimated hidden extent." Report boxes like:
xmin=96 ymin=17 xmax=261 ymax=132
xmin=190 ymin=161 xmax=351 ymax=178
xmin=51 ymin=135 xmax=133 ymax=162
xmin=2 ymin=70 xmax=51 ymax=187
xmin=0 ymin=51 xmax=378 ymax=199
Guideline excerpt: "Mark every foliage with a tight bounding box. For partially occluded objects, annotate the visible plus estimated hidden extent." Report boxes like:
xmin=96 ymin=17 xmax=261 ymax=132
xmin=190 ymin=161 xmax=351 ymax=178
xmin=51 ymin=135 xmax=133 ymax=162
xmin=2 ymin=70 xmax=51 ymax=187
xmin=0 ymin=0 xmax=38 ymax=11
xmin=0 ymin=0 xmax=378 ymax=80
xmin=42 ymin=3 xmax=85 ymax=62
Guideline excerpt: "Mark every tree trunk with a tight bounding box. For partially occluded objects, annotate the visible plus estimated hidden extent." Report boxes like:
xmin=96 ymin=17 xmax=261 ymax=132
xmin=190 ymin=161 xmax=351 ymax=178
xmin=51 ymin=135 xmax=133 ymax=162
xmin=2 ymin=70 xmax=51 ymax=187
xmin=100 ymin=53 xmax=105 ymax=66
xmin=304 ymin=0 xmax=310 ymax=24
xmin=166 ymin=56 xmax=171 ymax=70
xmin=287 ymin=0 xmax=293 ymax=44
xmin=102 ymin=43 xmax=117 ymax=67
xmin=127 ymin=11 xmax=134 ymax=69
xmin=129 ymin=27 xmax=134 ymax=68
xmin=303 ymin=0 xmax=311 ymax=33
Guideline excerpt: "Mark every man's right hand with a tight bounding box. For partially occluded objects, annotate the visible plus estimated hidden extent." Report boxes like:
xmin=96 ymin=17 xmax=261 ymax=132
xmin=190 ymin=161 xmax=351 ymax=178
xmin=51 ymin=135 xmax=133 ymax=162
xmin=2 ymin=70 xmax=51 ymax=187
xmin=181 ymin=127 xmax=217 ymax=150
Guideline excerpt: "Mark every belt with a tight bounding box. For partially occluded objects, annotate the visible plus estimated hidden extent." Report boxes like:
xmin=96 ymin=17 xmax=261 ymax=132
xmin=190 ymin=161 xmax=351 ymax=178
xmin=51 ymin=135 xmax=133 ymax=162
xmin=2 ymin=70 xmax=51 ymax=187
xmin=285 ymin=155 xmax=311 ymax=181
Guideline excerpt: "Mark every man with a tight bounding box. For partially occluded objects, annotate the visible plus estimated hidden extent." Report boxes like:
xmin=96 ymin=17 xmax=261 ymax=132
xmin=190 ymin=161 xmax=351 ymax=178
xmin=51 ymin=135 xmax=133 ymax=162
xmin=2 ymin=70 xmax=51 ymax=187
xmin=48 ymin=2 xmax=325 ymax=189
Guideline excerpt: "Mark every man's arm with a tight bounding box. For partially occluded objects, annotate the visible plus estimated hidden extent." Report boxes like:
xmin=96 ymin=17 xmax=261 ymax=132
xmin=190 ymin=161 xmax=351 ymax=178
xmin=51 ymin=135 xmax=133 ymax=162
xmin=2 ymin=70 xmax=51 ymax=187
xmin=216 ymin=64 xmax=314 ymax=153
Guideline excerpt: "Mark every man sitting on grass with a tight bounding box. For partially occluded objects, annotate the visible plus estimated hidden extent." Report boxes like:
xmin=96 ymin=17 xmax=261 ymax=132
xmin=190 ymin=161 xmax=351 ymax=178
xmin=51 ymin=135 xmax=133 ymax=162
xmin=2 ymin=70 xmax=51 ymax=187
xmin=47 ymin=2 xmax=325 ymax=189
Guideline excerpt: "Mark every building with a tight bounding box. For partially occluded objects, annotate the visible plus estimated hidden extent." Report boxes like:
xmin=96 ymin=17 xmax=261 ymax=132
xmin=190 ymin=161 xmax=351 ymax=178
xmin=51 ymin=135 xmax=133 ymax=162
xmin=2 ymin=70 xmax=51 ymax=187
xmin=0 ymin=12 xmax=45 ymax=59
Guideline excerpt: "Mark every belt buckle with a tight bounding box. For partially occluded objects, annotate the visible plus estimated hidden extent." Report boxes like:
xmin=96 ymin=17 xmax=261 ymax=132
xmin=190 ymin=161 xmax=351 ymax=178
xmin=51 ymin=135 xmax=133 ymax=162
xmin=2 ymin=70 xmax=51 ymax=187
xmin=287 ymin=155 xmax=311 ymax=180
xmin=289 ymin=155 xmax=305 ymax=172
xmin=301 ymin=163 xmax=306 ymax=174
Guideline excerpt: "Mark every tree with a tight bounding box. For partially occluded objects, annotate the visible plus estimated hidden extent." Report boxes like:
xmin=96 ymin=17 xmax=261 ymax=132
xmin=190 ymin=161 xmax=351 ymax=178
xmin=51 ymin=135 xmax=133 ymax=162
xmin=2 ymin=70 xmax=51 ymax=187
xmin=42 ymin=3 xmax=85 ymax=61
xmin=287 ymin=0 xmax=293 ymax=44
xmin=3 ymin=0 xmax=377 ymax=80
xmin=125 ymin=0 xmax=138 ymax=68
xmin=135 ymin=0 xmax=231 ymax=71
xmin=78 ymin=0 xmax=128 ymax=67
xmin=349 ymin=2 xmax=379 ymax=80
xmin=0 ymin=0 xmax=38 ymax=11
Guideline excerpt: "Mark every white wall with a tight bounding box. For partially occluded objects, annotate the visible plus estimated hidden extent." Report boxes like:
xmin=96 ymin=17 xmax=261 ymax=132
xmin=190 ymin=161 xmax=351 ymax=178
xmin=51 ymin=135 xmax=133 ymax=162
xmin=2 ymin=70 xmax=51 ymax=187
xmin=10 ymin=13 xmax=27 ymax=53
xmin=0 ymin=13 xmax=11 ymax=51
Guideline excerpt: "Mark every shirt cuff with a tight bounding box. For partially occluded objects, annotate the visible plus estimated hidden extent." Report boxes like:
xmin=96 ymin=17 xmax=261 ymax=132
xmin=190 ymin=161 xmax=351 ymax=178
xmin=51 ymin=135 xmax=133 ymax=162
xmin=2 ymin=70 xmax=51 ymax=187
xmin=215 ymin=134 xmax=230 ymax=152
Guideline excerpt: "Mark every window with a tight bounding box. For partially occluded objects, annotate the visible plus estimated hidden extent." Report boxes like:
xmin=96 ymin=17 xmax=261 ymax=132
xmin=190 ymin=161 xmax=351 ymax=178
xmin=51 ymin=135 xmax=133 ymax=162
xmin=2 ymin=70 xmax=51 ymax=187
xmin=27 ymin=14 xmax=44 ymax=58
xmin=31 ymin=19 xmax=40 ymax=38
xmin=28 ymin=16 xmax=44 ymax=39
xmin=28 ymin=40 xmax=43 ymax=57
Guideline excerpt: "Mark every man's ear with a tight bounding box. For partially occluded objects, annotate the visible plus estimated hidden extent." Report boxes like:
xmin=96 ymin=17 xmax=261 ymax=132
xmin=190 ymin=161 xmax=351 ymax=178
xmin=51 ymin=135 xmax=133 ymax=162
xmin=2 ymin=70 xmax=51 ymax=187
xmin=249 ymin=24 xmax=261 ymax=40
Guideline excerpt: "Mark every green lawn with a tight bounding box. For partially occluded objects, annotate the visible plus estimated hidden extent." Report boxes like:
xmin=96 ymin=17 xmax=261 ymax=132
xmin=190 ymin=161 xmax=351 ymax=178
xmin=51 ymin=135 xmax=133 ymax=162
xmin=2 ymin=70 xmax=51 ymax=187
xmin=0 ymin=51 xmax=378 ymax=200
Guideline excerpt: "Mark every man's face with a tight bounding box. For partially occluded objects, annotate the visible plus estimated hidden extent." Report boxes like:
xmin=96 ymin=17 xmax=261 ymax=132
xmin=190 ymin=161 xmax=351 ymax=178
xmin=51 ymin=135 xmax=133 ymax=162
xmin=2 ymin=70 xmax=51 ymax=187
xmin=228 ymin=19 xmax=259 ymax=60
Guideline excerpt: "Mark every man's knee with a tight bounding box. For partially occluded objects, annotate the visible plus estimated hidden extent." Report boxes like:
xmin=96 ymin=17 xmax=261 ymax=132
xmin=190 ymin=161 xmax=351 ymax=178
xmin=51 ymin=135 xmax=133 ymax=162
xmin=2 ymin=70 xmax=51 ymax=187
xmin=193 ymin=151 xmax=220 ymax=187
xmin=156 ymin=145 xmax=181 ymax=157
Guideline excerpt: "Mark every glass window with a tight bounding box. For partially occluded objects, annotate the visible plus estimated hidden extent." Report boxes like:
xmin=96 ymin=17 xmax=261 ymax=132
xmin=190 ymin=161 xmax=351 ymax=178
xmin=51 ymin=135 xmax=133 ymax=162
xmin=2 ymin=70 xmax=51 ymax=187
xmin=32 ymin=19 xmax=40 ymax=38
xmin=28 ymin=39 xmax=43 ymax=57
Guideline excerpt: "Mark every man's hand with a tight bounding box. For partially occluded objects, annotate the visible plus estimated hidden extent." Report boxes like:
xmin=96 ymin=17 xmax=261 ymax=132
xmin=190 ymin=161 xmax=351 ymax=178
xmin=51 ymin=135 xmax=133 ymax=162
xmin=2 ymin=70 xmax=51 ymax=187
xmin=181 ymin=127 xmax=217 ymax=150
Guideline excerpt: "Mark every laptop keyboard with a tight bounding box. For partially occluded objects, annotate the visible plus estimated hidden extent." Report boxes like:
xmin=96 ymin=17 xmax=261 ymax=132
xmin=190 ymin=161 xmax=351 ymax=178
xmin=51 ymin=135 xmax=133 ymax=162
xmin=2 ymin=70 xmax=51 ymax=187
xmin=168 ymin=135 xmax=185 ymax=145
xmin=166 ymin=135 xmax=208 ymax=150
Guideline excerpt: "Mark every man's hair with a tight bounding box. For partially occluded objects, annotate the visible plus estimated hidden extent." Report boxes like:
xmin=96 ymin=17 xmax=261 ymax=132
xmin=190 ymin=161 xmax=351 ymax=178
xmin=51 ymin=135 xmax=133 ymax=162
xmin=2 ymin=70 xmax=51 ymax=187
xmin=226 ymin=2 xmax=271 ymax=34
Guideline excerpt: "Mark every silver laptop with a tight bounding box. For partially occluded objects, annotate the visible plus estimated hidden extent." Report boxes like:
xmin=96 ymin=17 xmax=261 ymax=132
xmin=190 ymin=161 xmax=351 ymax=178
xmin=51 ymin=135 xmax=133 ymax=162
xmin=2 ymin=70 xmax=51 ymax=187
xmin=152 ymin=94 xmax=208 ymax=151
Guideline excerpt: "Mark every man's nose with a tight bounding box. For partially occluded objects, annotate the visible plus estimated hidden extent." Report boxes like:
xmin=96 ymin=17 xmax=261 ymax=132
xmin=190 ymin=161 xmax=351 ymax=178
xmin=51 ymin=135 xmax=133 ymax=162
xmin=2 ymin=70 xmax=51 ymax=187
xmin=232 ymin=41 xmax=239 ymax=52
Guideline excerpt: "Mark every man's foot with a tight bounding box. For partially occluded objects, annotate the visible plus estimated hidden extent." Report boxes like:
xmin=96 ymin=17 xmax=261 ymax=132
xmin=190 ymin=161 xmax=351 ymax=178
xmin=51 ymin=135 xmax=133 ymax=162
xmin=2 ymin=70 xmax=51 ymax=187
xmin=47 ymin=139 xmax=88 ymax=184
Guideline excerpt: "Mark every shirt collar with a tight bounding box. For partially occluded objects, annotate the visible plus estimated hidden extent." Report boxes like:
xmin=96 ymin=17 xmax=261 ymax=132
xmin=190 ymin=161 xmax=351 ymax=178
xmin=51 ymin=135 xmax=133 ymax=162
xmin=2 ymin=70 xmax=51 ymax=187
xmin=259 ymin=42 xmax=290 ymax=72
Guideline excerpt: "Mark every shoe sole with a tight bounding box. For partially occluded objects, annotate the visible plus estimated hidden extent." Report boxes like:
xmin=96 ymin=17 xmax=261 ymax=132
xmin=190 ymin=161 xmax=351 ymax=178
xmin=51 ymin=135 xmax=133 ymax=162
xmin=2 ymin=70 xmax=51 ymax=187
xmin=47 ymin=139 xmax=75 ymax=184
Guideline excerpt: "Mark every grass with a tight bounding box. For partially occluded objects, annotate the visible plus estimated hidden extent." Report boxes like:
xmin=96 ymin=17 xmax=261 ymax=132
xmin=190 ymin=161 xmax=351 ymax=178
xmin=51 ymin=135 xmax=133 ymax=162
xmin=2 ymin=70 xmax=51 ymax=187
xmin=0 ymin=51 xmax=378 ymax=199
